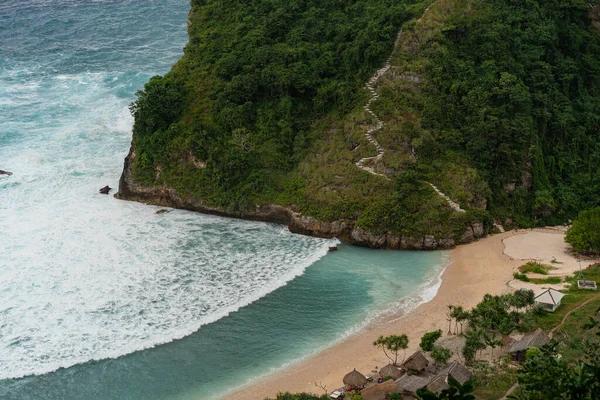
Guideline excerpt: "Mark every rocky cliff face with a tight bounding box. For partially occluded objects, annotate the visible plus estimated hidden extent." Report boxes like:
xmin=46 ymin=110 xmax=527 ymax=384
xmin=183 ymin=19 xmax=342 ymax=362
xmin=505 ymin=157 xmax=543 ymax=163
xmin=116 ymin=148 xmax=486 ymax=250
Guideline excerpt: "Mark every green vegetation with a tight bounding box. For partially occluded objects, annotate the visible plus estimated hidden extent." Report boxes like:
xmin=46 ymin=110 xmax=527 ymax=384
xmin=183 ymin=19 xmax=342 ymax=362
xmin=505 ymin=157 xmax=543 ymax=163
xmin=513 ymin=272 xmax=530 ymax=282
xmin=125 ymin=0 xmax=600 ymax=239
xmin=565 ymin=207 xmax=600 ymax=254
xmin=419 ymin=329 xmax=442 ymax=352
xmin=471 ymin=358 xmax=518 ymax=400
xmin=529 ymin=276 xmax=562 ymax=285
xmin=373 ymin=333 xmax=409 ymax=365
xmin=416 ymin=376 xmax=476 ymax=399
xmin=519 ymin=262 xmax=554 ymax=275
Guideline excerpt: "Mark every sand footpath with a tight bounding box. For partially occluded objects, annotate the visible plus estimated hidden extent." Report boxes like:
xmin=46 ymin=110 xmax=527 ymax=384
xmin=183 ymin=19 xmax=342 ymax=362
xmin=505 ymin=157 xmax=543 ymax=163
xmin=228 ymin=229 xmax=575 ymax=400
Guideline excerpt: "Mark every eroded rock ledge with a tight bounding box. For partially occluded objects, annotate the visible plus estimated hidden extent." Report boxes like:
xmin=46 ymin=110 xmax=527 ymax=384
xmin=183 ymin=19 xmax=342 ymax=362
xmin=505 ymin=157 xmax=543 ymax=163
xmin=115 ymin=148 xmax=485 ymax=250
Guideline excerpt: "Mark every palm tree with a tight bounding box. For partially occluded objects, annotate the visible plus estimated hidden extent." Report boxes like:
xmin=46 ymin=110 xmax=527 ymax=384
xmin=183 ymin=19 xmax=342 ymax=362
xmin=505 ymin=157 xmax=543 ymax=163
xmin=450 ymin=306 xmax=464 ymax=335
xmin=447 ymin=305 xmax=455 ymax=335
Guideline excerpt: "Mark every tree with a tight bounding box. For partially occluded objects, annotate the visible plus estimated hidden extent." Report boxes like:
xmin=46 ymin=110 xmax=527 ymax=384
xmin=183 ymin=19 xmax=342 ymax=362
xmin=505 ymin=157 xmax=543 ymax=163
xmin=463 ymin=329 xmax=485 ymax=363
xmin=416 ymin=376 xmax=475 ymax=399
xmin=566 ymin=207 xmax=600 ymax=254
xmin=483 ymin=333 xmax=503 ymax=358
xmin=447 ymin=305 xmax=454 ymax=335
xmin=456 ymin=306 xmax=471 ymax=335
xmin=450 ymin=306 xmax=464 ymax=335
xmin=431 ymin=346 xmax=453 ymax=367
xmin=373 ymin=334 xmax=409 ymax=365
xmin=420 ymin=330 xmax=443 ymax=352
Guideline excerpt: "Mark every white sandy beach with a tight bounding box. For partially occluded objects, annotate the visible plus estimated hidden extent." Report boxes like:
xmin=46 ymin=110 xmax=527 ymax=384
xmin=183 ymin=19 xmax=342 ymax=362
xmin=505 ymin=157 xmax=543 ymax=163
xmin=226 ymin=228 xmax=598 ymax=400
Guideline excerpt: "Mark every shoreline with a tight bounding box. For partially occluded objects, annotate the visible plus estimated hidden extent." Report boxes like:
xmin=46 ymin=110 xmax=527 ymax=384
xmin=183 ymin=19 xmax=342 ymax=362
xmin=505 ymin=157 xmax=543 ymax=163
xmin=227 ymin=230 xmax=523 ymax=400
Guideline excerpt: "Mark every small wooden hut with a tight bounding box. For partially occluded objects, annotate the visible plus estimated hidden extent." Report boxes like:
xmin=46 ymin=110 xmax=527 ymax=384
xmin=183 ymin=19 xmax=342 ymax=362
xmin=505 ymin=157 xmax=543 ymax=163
xmin=343 ymin=369 xmax=368 ymax=389
xmin=508 ymin=328 xmax=549 ymax=362
xmin=360 ymin=379 xmax=397 ymax=400
xmin=396 ymin=374 xmax=430 ymax=396
xmin=402 ymin=351 xmax=429 ymax=372
xmin=379 ymin=364 xmax=403 ymax=380
xmin=426 ymin=362 xmax=472 ymax=392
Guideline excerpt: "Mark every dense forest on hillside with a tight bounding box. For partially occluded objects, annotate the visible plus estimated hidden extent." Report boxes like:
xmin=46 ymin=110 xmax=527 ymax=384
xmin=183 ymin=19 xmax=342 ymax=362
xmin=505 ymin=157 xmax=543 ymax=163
xmin=421 ymin=0 xmax=600 ymax=226
xmin=130 ymin=0 xmax=418 ymax=206
xmin=123 ymin=0 xmax=600 ymax=243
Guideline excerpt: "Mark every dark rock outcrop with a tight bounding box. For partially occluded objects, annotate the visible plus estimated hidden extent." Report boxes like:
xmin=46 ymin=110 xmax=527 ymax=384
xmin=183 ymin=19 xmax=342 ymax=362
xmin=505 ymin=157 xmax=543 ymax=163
xmin=115 ymin=147 xmax=487 ymax=250
xmin=99 ymin=185 xmax=111 ymax=194
xmin=0 ymin=170 xmax=13 ymax=176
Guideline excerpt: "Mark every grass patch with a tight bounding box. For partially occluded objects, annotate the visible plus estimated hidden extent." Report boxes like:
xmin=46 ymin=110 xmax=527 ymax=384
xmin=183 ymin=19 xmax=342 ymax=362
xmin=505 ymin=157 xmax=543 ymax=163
xmin=529 ymin=276 xmax=562 ymax=284
xmin=471 ymin=357 xmax=518 ymax=400
xmin=519 ymin=261 xmax=555 ymax=275
xmin=513 ymin=272 xmax=530 ymax=282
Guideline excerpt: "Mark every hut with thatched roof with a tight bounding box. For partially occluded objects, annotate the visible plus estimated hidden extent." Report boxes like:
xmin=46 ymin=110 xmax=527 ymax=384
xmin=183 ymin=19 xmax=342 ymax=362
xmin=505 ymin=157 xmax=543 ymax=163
xmin=360 ymin=379 xmax=397 ymax=400
xmin=426 ymin=362 xmax=472 ymax=393
xmin=379 ymin=364 xmax=403 ymax=380
xmin=402 ymin=351 xmax=429 ymax=372
xmin=343 ymin=369 xmax=368 ymax=389
xmin=396 ymin=374 xmax=430 ymax=396
xmin=508 ymin=328 xmax=549 ymax=362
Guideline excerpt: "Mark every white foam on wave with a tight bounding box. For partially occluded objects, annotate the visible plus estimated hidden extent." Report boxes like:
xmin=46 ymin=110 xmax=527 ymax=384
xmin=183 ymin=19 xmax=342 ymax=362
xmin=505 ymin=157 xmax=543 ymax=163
xmin=0 ymin=67 xmax=337 ymax=381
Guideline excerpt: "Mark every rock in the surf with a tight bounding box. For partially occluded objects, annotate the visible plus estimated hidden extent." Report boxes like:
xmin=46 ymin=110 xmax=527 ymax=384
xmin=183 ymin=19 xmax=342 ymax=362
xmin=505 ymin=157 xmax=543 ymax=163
xmin=0 ymin=170 xmax=13 ymax=176
xmin=99 ymin=185 xmax=111 ymax=194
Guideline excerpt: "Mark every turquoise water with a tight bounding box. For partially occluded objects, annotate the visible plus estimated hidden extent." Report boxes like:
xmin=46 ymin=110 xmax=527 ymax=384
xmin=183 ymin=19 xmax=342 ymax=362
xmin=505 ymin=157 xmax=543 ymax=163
xmin=0 ymin=1 xmax=448 ymax=399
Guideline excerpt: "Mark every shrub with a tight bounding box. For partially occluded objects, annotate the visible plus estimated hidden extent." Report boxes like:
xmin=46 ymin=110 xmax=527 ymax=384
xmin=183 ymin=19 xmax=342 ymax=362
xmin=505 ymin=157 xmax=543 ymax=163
xmin=519 ymin=262 xmax=554 ymax=275
xmin=420 ymin=329 xmax=443 ymax=352
xmin=566 ymin=207 xmax=600 ymax=254
xmin=513 ymin=272 xmax=530 ymax=282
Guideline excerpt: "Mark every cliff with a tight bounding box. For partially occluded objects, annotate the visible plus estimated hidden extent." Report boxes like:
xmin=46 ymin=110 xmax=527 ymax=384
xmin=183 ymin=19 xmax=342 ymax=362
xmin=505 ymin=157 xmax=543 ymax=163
xmin=117 ymin=147 xmax=485 ymax=249
xmin=117 ymin=0 xmax=600 ymax=248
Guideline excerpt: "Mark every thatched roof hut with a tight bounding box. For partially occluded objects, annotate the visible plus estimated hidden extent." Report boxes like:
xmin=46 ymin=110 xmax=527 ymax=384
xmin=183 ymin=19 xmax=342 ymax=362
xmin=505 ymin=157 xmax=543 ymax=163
xmin=360 ymin=380 xmax=397 ymax=400
xmin=396 ymin=374 xmax=430 ymax=395
xmin=379 ymin=364 xmax=403 ymax=380
xmin=343 ymin=369 xmax=368 ymax=389
xmin=402 ymin=351 xmax=429 ymax=372
xmin=426 ymin=362 xmax=472 ymax=392
xmin=508 ymin=328 xmax=549 ymax=362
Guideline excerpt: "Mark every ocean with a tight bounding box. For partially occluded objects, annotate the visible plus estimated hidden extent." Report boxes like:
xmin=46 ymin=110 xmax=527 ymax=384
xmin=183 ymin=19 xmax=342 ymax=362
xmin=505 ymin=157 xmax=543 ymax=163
xmin=0 ymin=1 xmax=448 ymax=399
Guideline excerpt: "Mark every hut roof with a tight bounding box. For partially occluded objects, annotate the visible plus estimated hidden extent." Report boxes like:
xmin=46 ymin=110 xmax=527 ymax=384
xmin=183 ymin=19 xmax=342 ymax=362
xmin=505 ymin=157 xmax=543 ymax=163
xmin=343 ymin=369 xmax=368 ymax=389
xmin=426 ymin=374 xmax=449 ymax=393
xmin=508 ymin=328 xmax=549 ymax=353
xmin=427 ymin=361 xmax=472 ymax=392
xmin=442 ymin=361 xmax=472 ymax=384
xmin=361 ymin=380 xmax=397 ymax=400
xmin=396 ymin=374 xmax=430 ymax=394
xmin=534 ymin=288 xmax=565 ymax=305
xmin=403 ymin=351 xmax=429 ymax=371
xmin=379 ymin=364 xmax=403 ymax=380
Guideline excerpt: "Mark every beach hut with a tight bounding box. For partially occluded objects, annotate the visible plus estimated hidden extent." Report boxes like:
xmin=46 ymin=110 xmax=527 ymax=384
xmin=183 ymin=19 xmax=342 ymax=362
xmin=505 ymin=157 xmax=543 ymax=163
xmin=360 ymin=380 xmax=397 ymax=400
xmin=402 ymin=351 xmax=429 ymax=372
xmin=396 ymin=374 xmax=430 ymax=396
xmin=508 ymin=328 xmax=549 ymax=362
xmin=426 ymin=362 xmax=472 ymax=393
xmin=379 ymin=364 xmax=403 ymax=380
xmin=534 ymin=288 xmax=565 ymax=312
xmin=343 ymin=369 xmax=368 ymax=389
